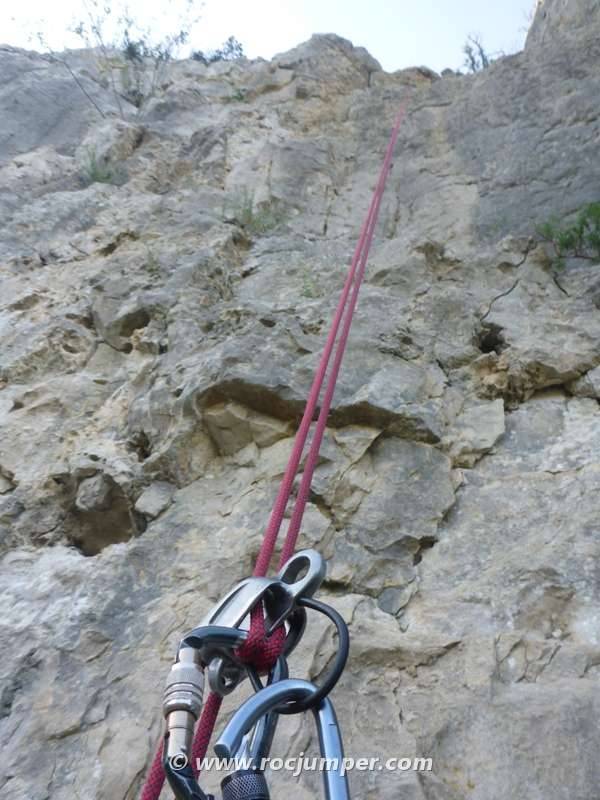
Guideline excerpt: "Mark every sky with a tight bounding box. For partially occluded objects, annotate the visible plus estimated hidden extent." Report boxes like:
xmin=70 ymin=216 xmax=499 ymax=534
xmin=3 ymin=0 xmax=537 ymax=74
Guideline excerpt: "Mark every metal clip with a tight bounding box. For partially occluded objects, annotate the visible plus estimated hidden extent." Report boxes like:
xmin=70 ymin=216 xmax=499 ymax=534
xmin=200 ymin=577 xmax=277 ymax=630
xmin=162 ymin=647 xmax=213 ymax=800
xmin=164 ymin=756 xmax=213 ymax=800
xmin=268 ymin=549 xmax=327 ymax=633
xmin=233 ymin=657 xmax=289 ymax=768
xmin=184 ymin=550 xmax=326 ymax=696
xmin=163 ymin=647 xmax=205 ymax=764
xmin=180 ymin=626 xmax=249 ymax=696
xmin=201 ymin=550 xmax=326 ymax=634
xmin=215 ymin=680 xmax=350 ymax=800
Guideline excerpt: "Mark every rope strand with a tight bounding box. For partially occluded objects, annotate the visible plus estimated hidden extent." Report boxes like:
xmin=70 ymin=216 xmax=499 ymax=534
xmin=139 ymin=107 xmax=406 ymax=800
xmin=254 ymin=108 xmax=406 ymax=577
xmin=278 ymin=108 xmax=405 ymax=567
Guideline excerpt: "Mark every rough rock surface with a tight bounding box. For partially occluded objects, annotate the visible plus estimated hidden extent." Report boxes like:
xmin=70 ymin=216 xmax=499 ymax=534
xmin=1 ymin=2 xmax=600 ymax=798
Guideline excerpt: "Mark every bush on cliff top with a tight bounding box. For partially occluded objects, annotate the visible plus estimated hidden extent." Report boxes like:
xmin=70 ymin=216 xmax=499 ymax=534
xmin=192 ymin=36 xmax=245 ymax=65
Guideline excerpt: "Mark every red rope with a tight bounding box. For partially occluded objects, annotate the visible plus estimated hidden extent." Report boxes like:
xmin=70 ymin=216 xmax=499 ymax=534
xmin=139 ymin=108 xmax=406 ymax=800
xmin=253 ymin=108 xmax=406 ymax=579
xmin=140 ymin=740 xmax=165 ymax=800
xmin=278 ymin=107 xmax=405 ymax=568
xmin=191 ymin=693 xmax=223 ymax=777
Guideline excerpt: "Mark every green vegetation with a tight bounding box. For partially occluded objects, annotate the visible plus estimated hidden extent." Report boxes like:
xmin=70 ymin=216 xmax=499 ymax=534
xmin=37 ymin=2 xmax=243 ymax=115
xmin=462 ymin=35 xmax=494 ymax=73
xmin=536 ymin=202 xmax=600 ymax=269
xmin=301 ymin=271 xmax=322 ymax=299
xmin=144 ymin=247 xmax=162 ymax=278
xmin=81 ymin=147 xmax=124 ymax=185
xmin=192 ymin=36 xmax=244 ymax=65
xmin=71 ymin=1 xmax=200 ymax=114
xmin=226 ymin=88 xmax=248 ymax=103
xmin=35 ymin=7 xmax=244 ymax=115
xmin=228 ymin=190 xmax=286 ymax=237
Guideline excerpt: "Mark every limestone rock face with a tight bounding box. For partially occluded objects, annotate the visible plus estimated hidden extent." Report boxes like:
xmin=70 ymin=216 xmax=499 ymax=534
xmin=527 ymin=0 xmax=600 ymax=45
xmin=1 ymin=10 xmax=600 ymax=800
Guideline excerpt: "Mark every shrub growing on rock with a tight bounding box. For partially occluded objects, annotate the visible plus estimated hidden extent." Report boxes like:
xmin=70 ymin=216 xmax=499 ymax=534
xmin=70 ymin=0 xmax=200 ymax=113
xmin=537 ymin=202 xmax=600 ymax=269
xmin=192 ymin=36 xmax=244 ymax=65
xmin=81 ymin=147 xmax=125 ymax=186
xmin=462 ymin=34 xmax=494 ymax=72
xmin=226 ymin=190 xmax=286 ymax=237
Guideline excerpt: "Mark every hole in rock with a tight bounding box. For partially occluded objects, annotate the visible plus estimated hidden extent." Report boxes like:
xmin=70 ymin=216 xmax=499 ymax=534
xmin=119 ymin=308 xmax=151 ymax=338
xmin=477 ymin=324 xmax=506 ymax=355
xmin=67 ymin=474 xmax=144 ymax=556
xmin=127 ymin=430 xmax=152 ymax=461
xmin=413 ymin=536 xmax=437 ymax=565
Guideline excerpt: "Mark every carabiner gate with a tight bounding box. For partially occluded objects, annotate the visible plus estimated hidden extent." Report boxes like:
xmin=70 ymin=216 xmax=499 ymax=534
xmin=216 ymin=679 xmax=350 ymax=800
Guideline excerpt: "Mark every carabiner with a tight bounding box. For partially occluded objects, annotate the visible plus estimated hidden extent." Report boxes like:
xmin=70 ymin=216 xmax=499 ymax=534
xmin=236 ymin=657 xmax=289 ymax=767
xmin=164 ymin=755 xmax=213 ymax=800
xmin=216 ymin=679 xmax=351 ymax=800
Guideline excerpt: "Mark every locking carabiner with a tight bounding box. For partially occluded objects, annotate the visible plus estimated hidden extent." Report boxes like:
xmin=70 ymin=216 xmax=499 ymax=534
xmin=162 ymin=625 xmax=247 ymax=794
xmin=164 ymin=756 xmax=214 ymax=800
xmin=216 ymin=679 xmax=351 ymax=800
